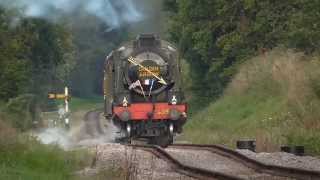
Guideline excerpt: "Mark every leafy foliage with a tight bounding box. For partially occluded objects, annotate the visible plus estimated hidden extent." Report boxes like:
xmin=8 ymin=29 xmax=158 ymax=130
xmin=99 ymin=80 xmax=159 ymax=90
xmin=0 ymin=5 xmax=130 ymax=130
xmin=3 ymin=94 xmax=39 ymax=131
xmin=164 ymin=0 xmax=320 ymax=102
xmin=0 ymin=7 xmax=75 ymax=129
xmin=0 ymin=7 xmax=75 ymax=101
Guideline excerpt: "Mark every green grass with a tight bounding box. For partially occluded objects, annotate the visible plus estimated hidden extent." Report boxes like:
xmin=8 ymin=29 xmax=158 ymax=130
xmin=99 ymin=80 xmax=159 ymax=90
xmin=69 ymin=96 xmax=103 ymax=111
xmin=46 ymin=96 xmax=103 ymax=111
xmin=183 ymin=50 xmax=320 ymax=154
xmin=0 ymin=96 xmax=104 ymax=180
xmin=54 ymin=96 xmax=103 ymax=112
xmin=0 ymin=138 xmax=90 ymax=180
xmin=184 ymin=93 xmax=287 ymax=148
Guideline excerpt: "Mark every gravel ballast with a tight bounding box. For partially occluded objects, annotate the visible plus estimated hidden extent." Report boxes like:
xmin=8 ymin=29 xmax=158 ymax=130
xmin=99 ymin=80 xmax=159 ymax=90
xmin=237 ymin=149 xmax=320 ymax=172
xmin=90 ymin=143 xmax=196 ymax=180
xmin=166 ymin=148 xmax=291 ymax=179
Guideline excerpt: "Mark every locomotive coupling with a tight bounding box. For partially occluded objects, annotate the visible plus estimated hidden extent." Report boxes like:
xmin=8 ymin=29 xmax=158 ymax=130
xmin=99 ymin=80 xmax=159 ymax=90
xmin=169 ymin=109 xmax=181 ymax=120
xmin=119 ymin=111 xmax=131 ymax=121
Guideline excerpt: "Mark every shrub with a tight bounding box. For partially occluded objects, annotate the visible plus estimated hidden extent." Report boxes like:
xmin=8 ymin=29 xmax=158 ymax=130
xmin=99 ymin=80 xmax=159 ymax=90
xmin=3 ymin=94 xmax=41 ymax=131
xmin=0 ymin=119 xmax=18 ymax=151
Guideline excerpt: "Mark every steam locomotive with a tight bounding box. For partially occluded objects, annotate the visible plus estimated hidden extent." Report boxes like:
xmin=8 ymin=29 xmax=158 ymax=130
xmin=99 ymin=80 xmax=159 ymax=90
xmin=103 ymin=34 xmax=187 ymax=147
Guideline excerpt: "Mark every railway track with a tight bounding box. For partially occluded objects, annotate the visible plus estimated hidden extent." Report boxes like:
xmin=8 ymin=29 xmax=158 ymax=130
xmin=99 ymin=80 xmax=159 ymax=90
xmin=83 ymin=109 xmax=105 ymax=136
xmin=81 ymin=111 xmax=319 ymax=179
xmin=129 ymin=144 xmax=320 ymax=180
xmin=169 ymin=144 xmax=320 ymax=180
xmin=130 ymin=144 xmax=241 ymax=180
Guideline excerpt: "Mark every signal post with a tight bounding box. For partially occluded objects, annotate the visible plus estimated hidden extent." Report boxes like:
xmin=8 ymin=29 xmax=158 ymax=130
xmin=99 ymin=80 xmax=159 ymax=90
xmin=48 ymin=87 xmax=71 ymax=130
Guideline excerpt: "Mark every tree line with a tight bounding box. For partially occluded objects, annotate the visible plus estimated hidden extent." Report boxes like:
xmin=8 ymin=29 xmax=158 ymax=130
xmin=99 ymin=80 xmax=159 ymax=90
xmin=0 ymin=7 xmax=74 ymax=102
xmin=0 ymin=6 xmax=127 ymax=130
xmin=164 ymin=0 xmax=320 ymax=106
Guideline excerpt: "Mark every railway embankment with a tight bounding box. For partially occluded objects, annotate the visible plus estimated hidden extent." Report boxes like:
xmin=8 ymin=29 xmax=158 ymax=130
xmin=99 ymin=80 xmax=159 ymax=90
xmin=184 ymin=49 xmax=320 ymax=155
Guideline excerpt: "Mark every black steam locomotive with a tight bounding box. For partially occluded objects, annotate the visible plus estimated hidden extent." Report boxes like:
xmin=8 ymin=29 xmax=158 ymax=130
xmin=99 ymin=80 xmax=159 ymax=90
xmin=103 ymin=34 xmax=187 ymax=147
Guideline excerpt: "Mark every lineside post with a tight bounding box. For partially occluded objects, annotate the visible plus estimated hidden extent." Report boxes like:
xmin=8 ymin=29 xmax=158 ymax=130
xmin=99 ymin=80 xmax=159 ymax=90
xmin=64 ymin=87 xmax=70 ymax=130
xmin=48 ymin=86 xmax=71 ymax=130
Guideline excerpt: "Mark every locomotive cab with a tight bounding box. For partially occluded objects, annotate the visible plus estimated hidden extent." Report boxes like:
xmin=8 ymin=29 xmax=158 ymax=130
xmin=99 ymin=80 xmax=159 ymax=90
xmin=104 ymin=34 xmax=187 ymax=147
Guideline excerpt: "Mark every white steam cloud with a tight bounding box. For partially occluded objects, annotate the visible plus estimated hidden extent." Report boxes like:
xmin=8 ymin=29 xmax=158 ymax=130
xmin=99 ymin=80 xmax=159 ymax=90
xmin=0 ymin=0 xmax=143 ymax=29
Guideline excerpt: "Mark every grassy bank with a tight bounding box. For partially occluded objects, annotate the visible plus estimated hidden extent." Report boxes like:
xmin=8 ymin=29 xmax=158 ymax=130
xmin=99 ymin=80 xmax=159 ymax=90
xmin=0 ymin=120 xmax=91 ymax=180
xmin=52 ymin=96 xmax=103 ymax=112
xmin=184 ymin=49 xmax=320 ymax=154
xmin=0 ymin=96 xmax=104 ymax=180
xmin=68 ymin=96 xmax=103 ymax=112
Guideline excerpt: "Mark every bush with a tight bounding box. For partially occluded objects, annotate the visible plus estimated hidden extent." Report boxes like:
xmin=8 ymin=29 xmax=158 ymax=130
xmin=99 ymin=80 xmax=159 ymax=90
xmin=0 ymin=119 xmax=18 ymax=151
xmin=3 ymin=94 xmax=41 ymax=131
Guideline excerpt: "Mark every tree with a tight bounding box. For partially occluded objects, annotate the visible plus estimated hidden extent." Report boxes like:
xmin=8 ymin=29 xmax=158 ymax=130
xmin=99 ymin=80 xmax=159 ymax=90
xmin=164 ymin=0 xmax=320 ymax=103
xmin=16 ymin=18 xmax=75 ymax=97
xmin=68 ymin=12 xmax=128 ymax=97
xmin=0 ymin=7 xmax=29 ymax=100
xmin=0 ymin=7 xmax=75 ymax=130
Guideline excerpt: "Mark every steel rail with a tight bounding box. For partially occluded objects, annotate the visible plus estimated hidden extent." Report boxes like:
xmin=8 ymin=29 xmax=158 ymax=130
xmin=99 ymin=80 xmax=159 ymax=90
xmin=129 ymin=144 xmax=242 ymax=180
xmin=170 ymin=144 xmax=320 ymax=180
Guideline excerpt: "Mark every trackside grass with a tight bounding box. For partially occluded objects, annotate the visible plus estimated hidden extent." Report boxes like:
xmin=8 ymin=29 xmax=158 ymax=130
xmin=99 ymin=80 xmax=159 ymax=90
xmin=56 ymin=96 xmax=103 ymax=112
xmin=0 ymin=96 xmax=103 ymax=180
xmin=0 ymin=131 xmax=90 ymax=180
xmin=0 ymin=120 xmax=75 ymax=180
xmin=184 ymin=49 xmax=320 ymax=154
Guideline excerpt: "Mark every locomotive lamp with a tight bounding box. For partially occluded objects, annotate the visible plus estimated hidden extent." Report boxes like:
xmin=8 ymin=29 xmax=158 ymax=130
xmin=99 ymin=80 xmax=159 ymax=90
xmin=123 ymin=97 xmax=128 ymax=107
xmin=127 ymin=124 xmax=131 ymax=136
xmin=169 ymin=123 xmax=174 ymax=135
xmin=171 ymin=95 xmax=177 ymax=105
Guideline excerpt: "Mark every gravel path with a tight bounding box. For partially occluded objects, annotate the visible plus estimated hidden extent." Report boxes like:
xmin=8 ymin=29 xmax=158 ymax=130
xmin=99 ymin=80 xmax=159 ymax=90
xmin=237 ymin=149 xmax=320 ymax=172
xmin=166 ymin=148 xmax=292 ymax=180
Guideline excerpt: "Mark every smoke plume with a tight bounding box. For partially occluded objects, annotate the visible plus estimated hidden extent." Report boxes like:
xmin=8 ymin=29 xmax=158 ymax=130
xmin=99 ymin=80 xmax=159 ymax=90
xmin=0 ymin=0 xmax=143 ymax=29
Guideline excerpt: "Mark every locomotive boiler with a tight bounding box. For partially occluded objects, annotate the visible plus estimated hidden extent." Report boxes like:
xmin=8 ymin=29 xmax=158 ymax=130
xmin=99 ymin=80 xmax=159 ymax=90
xmin=103 ymin=34 xmax=187 ymax=147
